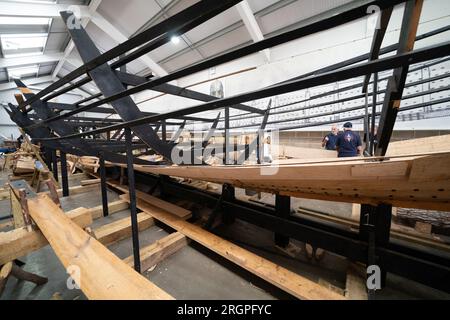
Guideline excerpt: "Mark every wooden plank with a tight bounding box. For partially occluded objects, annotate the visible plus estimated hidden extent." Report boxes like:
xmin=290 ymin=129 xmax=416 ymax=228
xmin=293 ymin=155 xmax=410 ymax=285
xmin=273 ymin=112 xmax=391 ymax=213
xmin=345 ymin=263 xmax=368 ymax=300
xmin=414 ymin=221 xmax=432 ymax=234
xmin=18 ymin=128 xmax=59 ymax=187
xmin=0 ymin=261 xmax=13 ymax=295
xmin=134 ymin=190 xmax=191 ymax=220
xmin=0 ymin=207 xmax=93 ymax=266
xmin=0 ymin=220 xmax=14 ymax=230
xmin=128 ymin=152 xmax=450 ymax=212
xmin=120 ymin=194 xmax=344 ymax=300
xmin=89 ymin=200 xmax=129 ymax=220
xmin=81 ymin=178 xmax=101 ymax=186
xmin=53 ymin=183 xmax=100 ymax=198
xmin=387 ymin=134 xmax=450 ymax=156
xmin=298 ymin=207 xmax=450 ymax=252
xmin=123 ymin=232 xmax=189 ymax=272
xmin=26 ymin=194 xmax=173 ymax=300
xmin=10 ymin=188 xmax=24 ymax=228
xmin=0 ymin=190 xmax=10 ymax=200
xmin=0 ymin=262 xmax=12 ymax=279
xmin=106 ymin=179 xmax=191 ymax=220
xmin=94 ymin=213 xmax=154 ymax=246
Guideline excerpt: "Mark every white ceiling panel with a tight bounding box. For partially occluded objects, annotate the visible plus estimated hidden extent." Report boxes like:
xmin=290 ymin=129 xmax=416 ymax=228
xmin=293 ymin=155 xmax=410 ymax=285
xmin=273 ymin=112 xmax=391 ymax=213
xmin=44 ymin=32 xmax=68 ymax=53
xmin=183 ymin=6 xmax=242 ymax=44
xmin=146 ymin=0 xmax=200 ymax=28
xmin=38 ymin=64 xmax=54 ymax=75
xmin=97 ymin=0 xmax=164 ymax=37
xmin=148 ymin=38 xmax=189 ymax=63
xmin=162 ymin=49 xmax=203 ymax=73
xmin=195 ymin=25 xmax=251 ymax=60
xmin=247 ymin=0 xmax=280 ymax=13
xmin=257 ymin=0 xmax=354 ymax=36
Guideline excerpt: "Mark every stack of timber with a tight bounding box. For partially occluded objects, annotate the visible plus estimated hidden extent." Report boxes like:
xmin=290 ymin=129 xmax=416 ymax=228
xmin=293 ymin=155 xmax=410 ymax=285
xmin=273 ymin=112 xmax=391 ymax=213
xmin=396 ymin=208 xmax=450 ymax=235
xmin=78 ymin=156 xmax=100 ymax=173
xmin=12 ymin=155 xmax=35 ymax=175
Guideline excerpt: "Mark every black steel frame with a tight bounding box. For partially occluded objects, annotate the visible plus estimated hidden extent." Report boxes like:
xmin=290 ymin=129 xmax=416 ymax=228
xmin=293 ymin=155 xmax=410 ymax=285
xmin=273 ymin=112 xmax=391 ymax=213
xmin=3 ymin=0 xmax=450 ymax=296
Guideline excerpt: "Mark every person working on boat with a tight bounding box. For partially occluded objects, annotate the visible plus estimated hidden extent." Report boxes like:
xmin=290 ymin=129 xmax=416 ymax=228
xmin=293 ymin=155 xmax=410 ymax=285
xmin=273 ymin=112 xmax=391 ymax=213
xmin=335 ymin=122 xmax=362 ymax=158
xmin=321 ymin=125 xmax=339 ymax=150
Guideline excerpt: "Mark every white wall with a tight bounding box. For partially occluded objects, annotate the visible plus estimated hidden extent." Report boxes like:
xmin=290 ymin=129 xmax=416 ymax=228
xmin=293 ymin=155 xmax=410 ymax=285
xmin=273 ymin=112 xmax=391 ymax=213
xmin=134 ymin=0 xmax=450 ymax=132
xmin=0 ymin=83 xmax=85 ymax=139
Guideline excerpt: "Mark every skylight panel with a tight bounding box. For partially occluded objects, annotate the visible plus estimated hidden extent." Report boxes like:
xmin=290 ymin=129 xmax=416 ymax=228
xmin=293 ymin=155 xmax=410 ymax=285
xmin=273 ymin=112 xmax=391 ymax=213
xmin=1 ymin=33 xmax=48 ymax=51
xmin=8 ymin=65 xmax=39 ymax=79
xmin=0 ymin=17 xmax=51 ymax=25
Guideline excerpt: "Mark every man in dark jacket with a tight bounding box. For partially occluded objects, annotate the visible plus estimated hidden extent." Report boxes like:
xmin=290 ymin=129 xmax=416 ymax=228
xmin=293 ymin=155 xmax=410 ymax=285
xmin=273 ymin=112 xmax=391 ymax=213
xmin=336 ymin=122 xmax=362 ymax=157
xmin=321 ymin=125 xmax=339 ymax=150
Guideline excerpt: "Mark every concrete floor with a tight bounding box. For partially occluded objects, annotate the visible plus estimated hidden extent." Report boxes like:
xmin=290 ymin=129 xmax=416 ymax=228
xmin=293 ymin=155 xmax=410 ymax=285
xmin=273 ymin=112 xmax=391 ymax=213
xmin=1 ymin=170 xmax=449 ymax=300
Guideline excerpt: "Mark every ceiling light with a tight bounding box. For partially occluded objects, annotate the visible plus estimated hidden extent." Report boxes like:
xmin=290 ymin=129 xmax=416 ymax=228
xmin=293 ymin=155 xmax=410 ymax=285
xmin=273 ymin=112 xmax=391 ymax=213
xmin=171 ymin=35 xmax=180 ymax=45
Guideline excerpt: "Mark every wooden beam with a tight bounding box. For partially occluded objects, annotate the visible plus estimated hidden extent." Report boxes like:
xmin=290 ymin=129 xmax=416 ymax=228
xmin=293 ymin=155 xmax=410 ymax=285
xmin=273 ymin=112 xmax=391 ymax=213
xmin=387 ymin=134 xmax=450 ymax=156
xmin=298 ymin=207 xmax=450 ymax=252
xmin=345 ymin=263 xmax=368 ymax=300
xmin=376 ymin=0 xmax=424 ymax=155
xmin=94 ymin=213 xmax=154 ymax=246
xmin=18 ymin=128 xmax=59 ymax=187
xmin=81 ymin=178 xmax=101 ymax=186
xmin=129 ymin=152 xmax=450 ymax=212
xmin=0 ymin=207 xmax=92 ymax=265
xmin=0 ymin=220 xmax=13 ymax=230
xmin=53 ymin=183 xmax=100 ymax=197
xmin=26 ymin=194 xmax=173 ymax=300
xmin=123 ymin=232 xmax=189 ymax=272
xmin=106 ymin=179 xmax=191 ymax=220
xmin=89 ymin=200 xmax=129 ymax=220
xmin=0 ymin=262 xmax=13 ymax=295
xmin=120 ymin=194 xmax=344 ymax=300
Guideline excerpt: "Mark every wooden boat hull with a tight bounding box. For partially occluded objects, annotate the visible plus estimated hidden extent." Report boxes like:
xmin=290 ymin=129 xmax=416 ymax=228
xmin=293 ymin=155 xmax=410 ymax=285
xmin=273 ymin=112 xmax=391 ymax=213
xmin=129 ymin=152 xmax=450 ymax=212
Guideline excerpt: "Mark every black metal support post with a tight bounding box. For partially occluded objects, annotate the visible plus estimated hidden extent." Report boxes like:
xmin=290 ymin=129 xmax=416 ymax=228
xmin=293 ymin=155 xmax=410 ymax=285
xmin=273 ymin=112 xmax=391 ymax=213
xmin=60 ymin=151 xmax=69 ymax=197
xmin=224 ymin=107 xmax=230 ymax=165
xmin=161 ymin=120 xmax=167 ymax=142
xmin=99 ymin=152 xmax=109 ymax=217
xmin=125 ymin=127 xmax=141 ymax=272
xmin=274 ymin=195 xmax=291 ymax=248
xmin=52 ymin=149 xmax=58 ymax=182
xmin=371 ymin=72 xmax=378 ymax=155
xmin=44 ymin=148 xmax=53 ymax=172
xmin=359 ymin=203 xmax=392 ymax=290
xmin=222 ymin=183 xmax=235 ymax=225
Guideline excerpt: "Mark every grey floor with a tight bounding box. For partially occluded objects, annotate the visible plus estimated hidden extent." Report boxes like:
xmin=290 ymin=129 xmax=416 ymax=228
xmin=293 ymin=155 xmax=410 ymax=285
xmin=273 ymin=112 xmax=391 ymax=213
xmin=1 ymin=171 xmax=449 ymax=300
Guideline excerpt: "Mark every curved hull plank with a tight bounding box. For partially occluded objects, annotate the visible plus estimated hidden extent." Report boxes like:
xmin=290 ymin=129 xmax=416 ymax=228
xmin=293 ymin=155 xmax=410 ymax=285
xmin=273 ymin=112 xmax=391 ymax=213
xmin=130 ymin=153 xmax=450 ymax=212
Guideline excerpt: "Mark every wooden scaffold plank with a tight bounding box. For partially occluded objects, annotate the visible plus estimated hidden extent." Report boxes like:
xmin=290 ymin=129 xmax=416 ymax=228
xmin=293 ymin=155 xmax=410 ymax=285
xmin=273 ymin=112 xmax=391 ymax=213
xmin=26 ymin=193 xmax=173 ymax=300
xmin=120 ymin=193 xmax=345 ymax=300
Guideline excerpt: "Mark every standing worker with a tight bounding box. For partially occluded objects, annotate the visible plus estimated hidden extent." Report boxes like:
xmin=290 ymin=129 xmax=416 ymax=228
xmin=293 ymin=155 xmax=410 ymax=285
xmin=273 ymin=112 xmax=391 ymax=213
xmin=321 ymin=125 xmax=339 ymax=150
xmin=336 ymin=122 xmax=362 ymax=157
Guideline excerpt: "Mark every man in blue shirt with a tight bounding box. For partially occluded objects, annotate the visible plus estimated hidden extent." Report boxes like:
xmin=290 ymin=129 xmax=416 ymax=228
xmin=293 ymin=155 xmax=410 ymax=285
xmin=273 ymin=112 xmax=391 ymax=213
xmin=336 ymin=122 xmax=362 ymax=157
xmin=321 ymin=125 xmax=339 ymax=150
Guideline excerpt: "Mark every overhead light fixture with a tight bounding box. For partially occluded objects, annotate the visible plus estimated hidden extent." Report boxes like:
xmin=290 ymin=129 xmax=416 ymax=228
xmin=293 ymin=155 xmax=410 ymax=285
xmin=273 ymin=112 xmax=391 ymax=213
xmin=171 ymin=35 xmax=180 ymax=45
